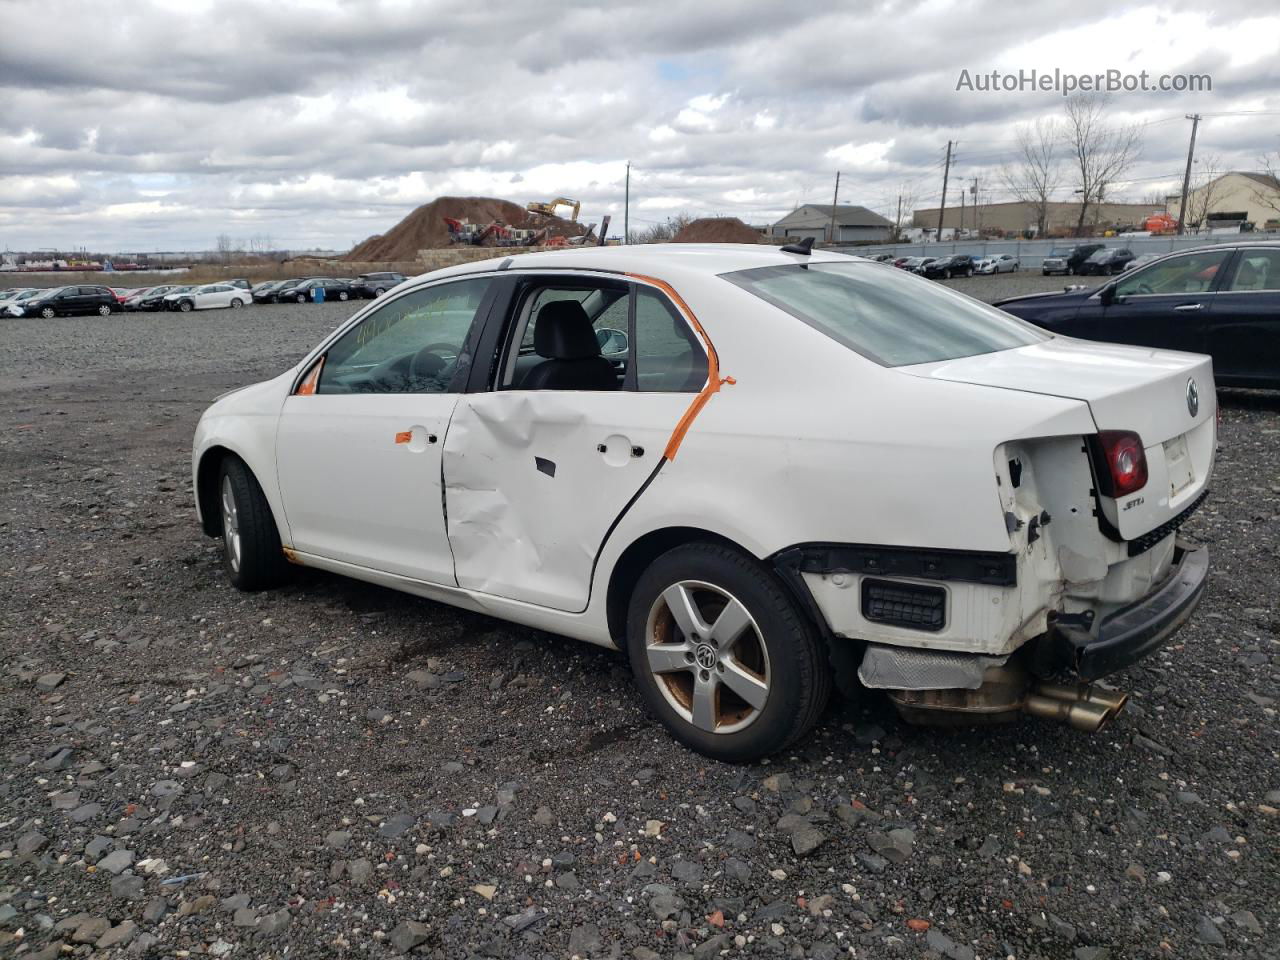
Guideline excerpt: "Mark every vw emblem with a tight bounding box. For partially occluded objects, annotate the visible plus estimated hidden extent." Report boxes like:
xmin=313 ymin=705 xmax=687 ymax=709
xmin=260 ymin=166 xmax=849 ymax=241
xmin=1186 ymin=378 xmax=1199 ymax=418
xmin=694 ymin=643 xmax=717 ymax=670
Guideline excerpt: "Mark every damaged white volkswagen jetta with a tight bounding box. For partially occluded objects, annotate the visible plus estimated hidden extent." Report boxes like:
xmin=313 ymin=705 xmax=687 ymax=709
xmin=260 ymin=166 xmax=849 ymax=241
xmin=193 ymin=243 xmax=1214 ymax=761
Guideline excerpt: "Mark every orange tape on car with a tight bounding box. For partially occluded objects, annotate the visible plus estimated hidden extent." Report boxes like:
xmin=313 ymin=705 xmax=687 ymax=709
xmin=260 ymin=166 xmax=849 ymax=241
xmin=395 ymin=430 xmax=413 ymax=444
xmin=296 ymin=357 xmax=324 ymax=395
xmin=627 ymin=273 xmax=735 ymax=461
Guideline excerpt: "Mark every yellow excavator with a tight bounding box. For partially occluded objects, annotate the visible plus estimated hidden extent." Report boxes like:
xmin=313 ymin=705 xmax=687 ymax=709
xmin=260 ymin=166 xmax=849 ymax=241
xmin=526 ymin=197 xmax=580 ymax=222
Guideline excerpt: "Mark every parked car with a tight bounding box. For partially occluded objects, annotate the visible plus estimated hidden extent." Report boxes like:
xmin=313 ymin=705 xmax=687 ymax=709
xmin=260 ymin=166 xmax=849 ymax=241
xmin=165 ymin=283 xmax=252 ymax=313
xmin=922 ymin=254 xmax=976 ymax=279
xmin=350 ymin=272 xmax=409 ymax=299
xmin=1077 ymin=247 xmax=1136 ymax=275
xmin=975 ymin=254 xmax=1020 ymax=275
xmin=269 ymin=279 xmax=315 ymax=303
xmin=1123 ymin=253 xmax=1162 ymax=272
xmin=131 ymin=285 xmax=190 ymax=311
xmin=6 ymin=285 xmax=118 ymax=318
xmin=109 ymin=287 xmax=137 ymax=304
xmin=249 ymin=280 xmax=285 ymax=303
xmin=277 ymin=278 xmax=355 ymax=303
xmin=1041 ymin=243 xmax=1105 ymax=276
xmin=193 ymin=244 xmax=1214 ymax=760
xmin=0 ymin=288 xmax=40 ymax=311
xmin=892 ymin=257 xmax=913 ymax=268
xmin=996 ymin=241 xmax=1279 ymax=389
xmin=902 ymin=256 xmax=934 ymax=273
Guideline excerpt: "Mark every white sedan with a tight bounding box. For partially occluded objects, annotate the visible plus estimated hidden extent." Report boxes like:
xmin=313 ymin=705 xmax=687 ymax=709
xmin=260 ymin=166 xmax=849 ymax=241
xmin=975 ymin=253 xmax=1020 ymax=274
xmin=165 ymin=283 xmax=251 ymax=312
xmin=193 ymin=244 xmax=1214 ymax=760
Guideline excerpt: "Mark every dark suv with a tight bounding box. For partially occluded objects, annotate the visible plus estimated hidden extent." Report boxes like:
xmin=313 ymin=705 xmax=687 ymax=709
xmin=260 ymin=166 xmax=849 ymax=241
xmin=351 ymin=272 xmax=408 ymax=298
xmin=1041 ymin=243 xmax=1105 ymax=276
xmin=1077 ymin=247 xmax=1136 ymax=275
xmin=7 ymin=285 xmax=118 ymax=319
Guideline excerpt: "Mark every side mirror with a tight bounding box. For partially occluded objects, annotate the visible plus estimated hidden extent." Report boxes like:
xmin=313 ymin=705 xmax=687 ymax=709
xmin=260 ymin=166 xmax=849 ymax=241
xmin=596 ymin=327 xmax=629 ymax=356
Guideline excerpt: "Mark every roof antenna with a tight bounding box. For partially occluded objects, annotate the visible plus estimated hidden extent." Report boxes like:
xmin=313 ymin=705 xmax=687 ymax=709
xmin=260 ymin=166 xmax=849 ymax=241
xmin=780 ymin=236 xmax=814 ymax=255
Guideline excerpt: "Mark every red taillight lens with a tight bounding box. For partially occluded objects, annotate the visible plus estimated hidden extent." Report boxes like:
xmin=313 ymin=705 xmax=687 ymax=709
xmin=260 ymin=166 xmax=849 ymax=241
xmin=1096 ymin=430 xmax=1148 ymax=497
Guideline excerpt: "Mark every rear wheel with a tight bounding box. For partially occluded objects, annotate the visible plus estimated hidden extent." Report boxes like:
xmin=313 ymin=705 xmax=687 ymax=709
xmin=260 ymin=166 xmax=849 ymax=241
xmin=97 ymin=304 xmax=112 ymax=316
xmin=230 ymin=297 xmax=244 ymax=309
xmin=217 ymin=456 xmax=290 ymax=591
xmin=627 ymin=543 xmax=831 ymax=762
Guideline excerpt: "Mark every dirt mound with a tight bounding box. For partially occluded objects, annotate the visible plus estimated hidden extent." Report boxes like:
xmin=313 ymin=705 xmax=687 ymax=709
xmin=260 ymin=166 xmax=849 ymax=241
xmin=345 ymin=196 xmax=586 ymax=261
xmin=672 ymin=217 xmax=762 ymax=244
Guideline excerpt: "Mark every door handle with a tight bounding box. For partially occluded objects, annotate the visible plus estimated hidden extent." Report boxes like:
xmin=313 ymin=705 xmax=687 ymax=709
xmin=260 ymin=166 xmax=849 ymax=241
xmin=1174 ymin=303 xmax=1203 ymax=312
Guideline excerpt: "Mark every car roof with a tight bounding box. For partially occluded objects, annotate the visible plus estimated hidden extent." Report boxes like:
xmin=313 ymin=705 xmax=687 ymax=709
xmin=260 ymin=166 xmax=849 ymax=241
xmin=416 ymin=243 xmax=868 ymax=287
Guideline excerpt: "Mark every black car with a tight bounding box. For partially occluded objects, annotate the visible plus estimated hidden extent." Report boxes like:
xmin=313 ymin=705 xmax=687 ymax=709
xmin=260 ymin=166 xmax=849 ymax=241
xmin=350 ymin=272 xmax=408 ymax=298
xmin=995 ymin=242 xmax=1280 ymax=389
xmin=1077 ymin=247 xmax=1136 ymax=276
xmin=921 ymin=254 xmax=976 ymax=279
xmin=134 ymin=285 xmax=194 ymax=311
xmin=7 ymin=285 xmax=118 ymax=319
xmin=276 ymin=278 xmax=355 ymax=303
xmin=1041 ymin=243 xmax=1105 ymax=276
xmin=252 ymin=280 xmax=289 ymax=303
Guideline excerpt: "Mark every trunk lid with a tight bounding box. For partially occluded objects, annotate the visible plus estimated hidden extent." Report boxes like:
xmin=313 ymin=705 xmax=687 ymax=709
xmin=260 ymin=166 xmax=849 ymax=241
xmin=900 ymin=337 xmax=1216 ymax=539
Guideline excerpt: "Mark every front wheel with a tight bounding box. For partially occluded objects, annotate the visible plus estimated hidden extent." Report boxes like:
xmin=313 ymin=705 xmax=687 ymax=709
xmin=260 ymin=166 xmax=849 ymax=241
xmin=626 ymin=543 xmax=831 ymax=762
xmin=217 ymin=457 xmax=290 ymax=591
xmin=41 ymin=306 xmax=56 ymax=319
xmin=179 ymin=300 xmax=194 ymax=313
xmin=295 ymin=293 xmax=306 ymax=303
xmin=338 ymin=290 xmax=349 ymax=301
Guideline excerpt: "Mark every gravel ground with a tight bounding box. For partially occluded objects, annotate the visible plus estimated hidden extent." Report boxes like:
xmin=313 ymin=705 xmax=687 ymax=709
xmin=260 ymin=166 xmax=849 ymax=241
xmin=1 ymin=287 xmax=1278 ymax=960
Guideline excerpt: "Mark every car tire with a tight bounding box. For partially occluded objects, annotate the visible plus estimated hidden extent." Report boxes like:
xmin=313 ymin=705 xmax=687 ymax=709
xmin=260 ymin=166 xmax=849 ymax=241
xmin=626 ymin=542 xmax=831 ymax=762
xmin=97 ymin=304 xmax=112 ymax=316
xmin=338 ymin=290 xmax=349 ymax=301
xmin=217 ymin=456 xmax=291 ymax=592
xmin=179 ymin=300 xmax=194 ymax=313
xmin=296 ymin=293 xmax=306 ymax=303
xmin=230 ymin=298 xmax=243 ymax=309
xmin=41 ymin=306 xmax=56 ymax=319
xmin=373 ymin=287 xmax=385 ymax=297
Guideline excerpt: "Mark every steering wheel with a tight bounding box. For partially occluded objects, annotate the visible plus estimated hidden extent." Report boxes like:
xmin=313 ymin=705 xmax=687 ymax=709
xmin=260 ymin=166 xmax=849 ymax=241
xmin=409 ymin=341 xmax=461 ymax=383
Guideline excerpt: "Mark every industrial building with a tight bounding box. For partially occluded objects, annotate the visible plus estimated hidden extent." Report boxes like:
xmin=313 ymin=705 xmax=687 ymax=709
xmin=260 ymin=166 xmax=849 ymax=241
xmin=1165 ymin=171 xmax=1280 ymax=232
xmin=772 ymin=204 xmax=894 ymax=244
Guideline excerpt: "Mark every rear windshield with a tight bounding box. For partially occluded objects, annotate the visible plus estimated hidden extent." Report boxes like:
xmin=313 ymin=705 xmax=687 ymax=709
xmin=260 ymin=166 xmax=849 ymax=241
xmin=723 ymin=261 xmax=1047 ymax=367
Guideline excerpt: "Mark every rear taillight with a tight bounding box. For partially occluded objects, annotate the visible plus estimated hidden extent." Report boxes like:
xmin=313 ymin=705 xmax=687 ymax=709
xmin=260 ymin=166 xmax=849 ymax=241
xmin=1094 ymin=430 xmax=1148 ymax=497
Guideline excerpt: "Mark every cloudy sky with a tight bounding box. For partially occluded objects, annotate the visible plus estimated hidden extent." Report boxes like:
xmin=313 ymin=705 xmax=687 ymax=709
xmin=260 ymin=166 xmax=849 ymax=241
xmin=2 ymin=0 xmax=1278 ymax=254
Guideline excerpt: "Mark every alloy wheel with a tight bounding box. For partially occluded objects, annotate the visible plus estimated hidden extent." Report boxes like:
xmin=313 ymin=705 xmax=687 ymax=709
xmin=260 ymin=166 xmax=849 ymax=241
xmin=98 ymin=304 xmax=111 ymax=316
xmin=643 ymin=580 xmax=771 ymax=734
xmin=221 ymin=475 xmax=241 ymax=574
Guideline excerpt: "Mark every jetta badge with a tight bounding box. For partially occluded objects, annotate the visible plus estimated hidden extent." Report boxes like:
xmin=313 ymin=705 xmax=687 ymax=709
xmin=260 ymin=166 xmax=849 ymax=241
xmin=1186 ymin=378 xmax=1199 ymax=418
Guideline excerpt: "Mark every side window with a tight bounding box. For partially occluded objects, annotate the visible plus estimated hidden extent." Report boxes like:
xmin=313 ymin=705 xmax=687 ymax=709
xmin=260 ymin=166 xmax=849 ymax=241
xmin=500 ymin=281 xmax=629 ymax=389
xmin=315 ymin=277 xmax=492 ymax=395
xmin=633 ymin=287 xmax=707 ymax=392
xmin=1224 ymin=250 xmax=1280 ymax=292
xmin=1114 ymin=250 xmax=1230 ymax=298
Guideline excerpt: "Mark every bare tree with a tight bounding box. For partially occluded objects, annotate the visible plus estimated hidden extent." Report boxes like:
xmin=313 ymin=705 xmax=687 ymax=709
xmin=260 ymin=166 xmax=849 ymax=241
xmin=1063 ymin=94 xmax=1142 ymax=236
xmin=215 ymin=233 xmax=233 ymax=264
xmin=889 ymin=186 xmax=917 ymax=242
xmin=1251 ymin=151 xmax=1280 ymax=227
xmin=1185 ymin=154 xmax=1225 ymax=232
xmin=1000 ymin=118 xmax=1062 ymax=237
xmin=633 ymin=213 xmax=694 ymax=243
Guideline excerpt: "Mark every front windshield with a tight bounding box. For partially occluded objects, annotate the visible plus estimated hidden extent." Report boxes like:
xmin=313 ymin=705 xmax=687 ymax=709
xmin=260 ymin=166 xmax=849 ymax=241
xmin=723 ymin=261 xmax=1046 ymax=367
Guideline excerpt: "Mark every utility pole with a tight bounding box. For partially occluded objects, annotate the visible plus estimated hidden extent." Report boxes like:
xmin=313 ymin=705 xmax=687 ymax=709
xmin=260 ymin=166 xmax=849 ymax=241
xmin=959 ymin=190 xmax=965 ymax=234
xmin=895 ymin=193 xmax=903 ymax=241
xmin=936 ymin=140 xmax=953 ymax=241
xmin=623 ymin=161 xmax=631 ymax=245
xmin=970 ymin=177 xmax=980 ymax=235
xmin=1175 ymin=115 xmax=1201 ymax=235
xmin=827 ymin=171 xmax=841 ymax=245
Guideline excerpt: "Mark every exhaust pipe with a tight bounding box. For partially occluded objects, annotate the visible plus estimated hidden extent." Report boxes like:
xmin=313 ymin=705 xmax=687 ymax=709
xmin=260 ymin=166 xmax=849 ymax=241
xmin=1023 ymin=683 xmax=1128 ymax=732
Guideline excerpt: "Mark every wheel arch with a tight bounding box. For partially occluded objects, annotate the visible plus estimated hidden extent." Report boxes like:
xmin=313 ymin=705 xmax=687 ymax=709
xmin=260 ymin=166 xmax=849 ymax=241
xmin=195 ymin=445 xmax=236 ymax=537
xmin=605 ymin=526 xmax=780 ymax=650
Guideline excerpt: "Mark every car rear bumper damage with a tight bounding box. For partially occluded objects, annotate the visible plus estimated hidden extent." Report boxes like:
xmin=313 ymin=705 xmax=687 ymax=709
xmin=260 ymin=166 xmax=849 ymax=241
xmin=778 ymin=537 xmax=1208 ymax=732
xmin=1033 ymin=540 xmax=1208 ymax=681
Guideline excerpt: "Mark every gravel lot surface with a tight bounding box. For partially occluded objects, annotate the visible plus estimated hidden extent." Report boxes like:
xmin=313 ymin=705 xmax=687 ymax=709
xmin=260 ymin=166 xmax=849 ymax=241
xmin=1 ymin=283 xmax=1277 ymax=960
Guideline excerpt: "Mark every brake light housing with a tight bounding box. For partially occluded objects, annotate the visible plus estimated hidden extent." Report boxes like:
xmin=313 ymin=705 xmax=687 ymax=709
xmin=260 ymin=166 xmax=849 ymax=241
xmin=1092 ymin=430 xmax=1148 ymax=497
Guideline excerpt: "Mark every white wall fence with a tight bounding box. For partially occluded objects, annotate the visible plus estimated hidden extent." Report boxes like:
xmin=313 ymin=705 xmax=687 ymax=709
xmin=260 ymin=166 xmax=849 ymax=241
xmin=843 ymin=233 xmax=1268 ymax=268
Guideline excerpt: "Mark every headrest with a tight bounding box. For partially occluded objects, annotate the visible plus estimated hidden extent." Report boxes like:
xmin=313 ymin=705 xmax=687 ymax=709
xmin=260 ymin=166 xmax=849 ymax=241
xmin=534 ymin=299 xmax=600 ymax=360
